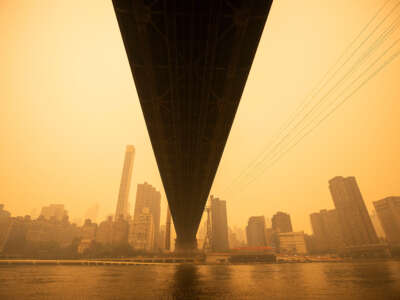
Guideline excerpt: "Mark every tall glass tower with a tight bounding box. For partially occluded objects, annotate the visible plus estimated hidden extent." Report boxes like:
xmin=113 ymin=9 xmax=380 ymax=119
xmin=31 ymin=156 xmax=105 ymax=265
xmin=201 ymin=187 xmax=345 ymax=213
xmin=115 ymin=145 xmax=135 ymax=220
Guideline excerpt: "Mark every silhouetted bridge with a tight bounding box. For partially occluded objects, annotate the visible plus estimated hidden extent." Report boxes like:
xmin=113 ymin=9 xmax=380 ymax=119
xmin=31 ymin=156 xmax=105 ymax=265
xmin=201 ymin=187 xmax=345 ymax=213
xmin=112 ymin=0 xmax=273 ymax=250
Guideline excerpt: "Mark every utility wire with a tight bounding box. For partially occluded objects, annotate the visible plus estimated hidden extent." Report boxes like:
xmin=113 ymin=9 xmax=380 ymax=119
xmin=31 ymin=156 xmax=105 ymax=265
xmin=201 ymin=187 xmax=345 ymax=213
xmin=247 ymin=11 xmax=400 ymax=175
xmin=240 ymin=38 xmax=400 ymax=191
xmin=221 ymin=0 xmax=395 ymax=193
xmin=222 ymin=1 xmax=400 ymax=194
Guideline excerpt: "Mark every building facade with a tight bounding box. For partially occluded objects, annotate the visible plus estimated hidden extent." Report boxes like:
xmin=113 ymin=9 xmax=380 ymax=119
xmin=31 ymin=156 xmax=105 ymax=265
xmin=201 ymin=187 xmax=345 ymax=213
xmin=210 ymin=195 xmax=229 ymax=252
xmin=40 ymin=204 xmax=68 ymax=222
xmin=95 ymin=216 xmax=114 ymax=245
xmin=80 ymin=219 xmax=97 ymax=241
xmin=132 ymin=182 xmax=161 ymax=249
xmin=246 ymin=216 xmax=267 ymax=247
xmin=165 ymin=207 xmax=171 ymax=251
xmin=112 ymin=218 xmax=129 ymax=246
xmin=129 ymin=208 xmax=154 ymax=251
xmin=329 ymin=176 xmax=378 ymax=246
xmin=370 ymin=211 xmax=386 ymax=239
xmin=278 ymin=231 xmax=308 ymax=254
xmin=373 ymin=197 xmax=400 ymax=244
xmin=272 ymin=212 xmax=293 ymax=233
xmin=0 ymin=205 xmax=12 ymax=253
xmin=115 ymin=145 xmax=135 ymax=220
xmin=310 ymin=209 xmax=344 ymax=253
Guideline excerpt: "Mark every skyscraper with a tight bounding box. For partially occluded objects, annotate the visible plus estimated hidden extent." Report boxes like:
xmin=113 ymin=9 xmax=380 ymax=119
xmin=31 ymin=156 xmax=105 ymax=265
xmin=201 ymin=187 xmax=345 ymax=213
xmin=370 ymin=211 xmax=386 ymax=239
xmin=132 ymin=182 xmax=161 ymax=249
xmin=115 ymin=145 xmax=135 ymax=220
xmin=329 ymin=176 xmax=378 ymax=246
xmin=373 ymin=197 xmax=400 ymax=244
xmin=246 ymin=216 xmax=267 ymax=247
xmin=272 ymin=212 xmax=293 ymax=233
xmin=310 ymin=209 xmax=344 ymax=253
xmin=210 ymin=195 xmax=229 ymax=252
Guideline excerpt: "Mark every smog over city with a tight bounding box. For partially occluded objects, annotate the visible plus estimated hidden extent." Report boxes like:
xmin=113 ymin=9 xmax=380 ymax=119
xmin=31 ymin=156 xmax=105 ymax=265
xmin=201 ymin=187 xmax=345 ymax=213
xmin=1 ymin=1 xmax=400 ymax=299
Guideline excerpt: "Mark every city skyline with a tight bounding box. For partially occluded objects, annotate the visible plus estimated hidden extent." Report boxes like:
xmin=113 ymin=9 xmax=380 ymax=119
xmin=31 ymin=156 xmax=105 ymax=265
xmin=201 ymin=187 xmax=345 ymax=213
xmin=1 ymin=173 xmax=398 ymax=258
xmin=1 ymin=0 xmax=400 ymax=233
xmin=1 ymin=1 xmax=400 ymax=299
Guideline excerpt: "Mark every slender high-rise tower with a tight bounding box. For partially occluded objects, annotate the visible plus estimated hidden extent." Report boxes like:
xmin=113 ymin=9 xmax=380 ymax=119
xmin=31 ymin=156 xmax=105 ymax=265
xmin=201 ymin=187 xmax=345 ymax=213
xmin=115 ymin=145 xmax=135 ymax=220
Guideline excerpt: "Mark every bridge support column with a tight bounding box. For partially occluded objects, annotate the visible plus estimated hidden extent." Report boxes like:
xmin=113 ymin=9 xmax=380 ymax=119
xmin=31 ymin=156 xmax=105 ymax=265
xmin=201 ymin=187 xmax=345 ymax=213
xmin=175 ymin=237 xmax=198 ymax=254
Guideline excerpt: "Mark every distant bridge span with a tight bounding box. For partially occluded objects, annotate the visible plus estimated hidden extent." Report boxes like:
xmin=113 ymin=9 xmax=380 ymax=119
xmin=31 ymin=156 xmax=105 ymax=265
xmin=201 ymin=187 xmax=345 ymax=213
xmin=112 ymin=0 xmax=273 ymax=250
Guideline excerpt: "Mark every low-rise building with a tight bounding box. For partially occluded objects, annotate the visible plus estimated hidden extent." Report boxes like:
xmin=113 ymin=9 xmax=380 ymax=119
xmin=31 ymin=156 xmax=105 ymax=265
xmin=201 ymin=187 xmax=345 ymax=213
xmin=80 ymin=219 xmax=97 ymax=241
xmin=278 ymin=231 xmax=308 ymax=254
xmin=40 ymin=204 xmax=68 ymax=222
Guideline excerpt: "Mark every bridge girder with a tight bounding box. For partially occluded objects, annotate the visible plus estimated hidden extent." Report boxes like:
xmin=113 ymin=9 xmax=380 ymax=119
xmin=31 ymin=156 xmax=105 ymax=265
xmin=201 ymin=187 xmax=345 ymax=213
xmin=112 ymin=0 xmax=273 ymax=250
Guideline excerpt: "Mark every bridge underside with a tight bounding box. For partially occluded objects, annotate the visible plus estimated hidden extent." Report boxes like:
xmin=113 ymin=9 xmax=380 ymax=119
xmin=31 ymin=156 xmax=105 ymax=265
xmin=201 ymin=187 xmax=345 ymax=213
xmin=112 ymin=0 xmax=273 ymax=250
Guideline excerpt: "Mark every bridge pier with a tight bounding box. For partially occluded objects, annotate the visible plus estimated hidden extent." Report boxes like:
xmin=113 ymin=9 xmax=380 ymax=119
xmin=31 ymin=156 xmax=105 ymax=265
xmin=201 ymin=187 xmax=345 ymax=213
xmin=175 ymin=237 xmax=198 ymax=254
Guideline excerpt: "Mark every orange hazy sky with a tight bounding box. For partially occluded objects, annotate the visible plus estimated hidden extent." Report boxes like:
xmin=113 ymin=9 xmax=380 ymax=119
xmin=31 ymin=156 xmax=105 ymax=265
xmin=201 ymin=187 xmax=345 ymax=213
xmin=1 ymin=0 xmax=399 ymax=233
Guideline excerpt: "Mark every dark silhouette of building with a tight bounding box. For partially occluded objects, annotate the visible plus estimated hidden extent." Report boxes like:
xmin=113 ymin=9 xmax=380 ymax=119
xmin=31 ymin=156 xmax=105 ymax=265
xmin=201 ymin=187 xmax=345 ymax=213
xmin=373 ymin=197 xmax=400 ymax=244
xmin=2 ymin=216 xmax=31 ymax=255
xmin=112 ymin=0 xmax=273 ymax=250
xmin=132 ymin=182 xmax=161 ymax=249
xmin=370 ymin=211 xmax=386 ymax=239
xmin=0 ymin=205 xmax=12 ymax=253
xmin=159 ymin=225 xmax=166 ymax=251
xmin=115 ymin=145 xmax=135 ymax=220
xmin=210 ymin=195 xmax=229 ymax=252
xmin=329 ymin=176 xmax=378 ymax=246
xmin=80 ymin=219 xmax=97 ymax=241
xmin=112 ymin=217 xmax=129 ymax=246
xmin=246 ymin=216 xmax=267 ymax=247
xmin=165 ymin=207 xmax=171 ymax=251
xmin=310 ymin=209 xmax=344 ymax=253
xmin=272 ymin=212 xmax=293 ymax=233
xmin=96 ymin=216 xmax=114 ymax=245
xmin=25 ymin=215 xmax=80 ymax=248
xmin=40 ymin=204 xmax=68 ymax=222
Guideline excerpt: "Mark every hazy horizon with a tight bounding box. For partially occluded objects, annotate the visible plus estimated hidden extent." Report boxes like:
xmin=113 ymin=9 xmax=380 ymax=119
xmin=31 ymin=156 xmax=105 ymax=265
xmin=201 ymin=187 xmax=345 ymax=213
xmin=1 ymin=0 xmax=400 ymax=233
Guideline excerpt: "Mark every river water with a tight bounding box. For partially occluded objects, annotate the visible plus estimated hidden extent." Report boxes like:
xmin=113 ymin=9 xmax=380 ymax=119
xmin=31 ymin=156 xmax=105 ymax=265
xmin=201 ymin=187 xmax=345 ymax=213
xmin=0 ymin=260 xmax=399 ymax=299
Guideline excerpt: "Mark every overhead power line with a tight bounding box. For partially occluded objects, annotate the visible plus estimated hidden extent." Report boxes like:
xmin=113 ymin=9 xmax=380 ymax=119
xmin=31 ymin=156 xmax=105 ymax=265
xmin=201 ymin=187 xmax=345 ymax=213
xmin=222 ymin=0 xmax=397 ymax=193
xmin=240 ymin=37 xmax=400 ymax=190
xmin=221 ymin=0 xmax=400 ymax=194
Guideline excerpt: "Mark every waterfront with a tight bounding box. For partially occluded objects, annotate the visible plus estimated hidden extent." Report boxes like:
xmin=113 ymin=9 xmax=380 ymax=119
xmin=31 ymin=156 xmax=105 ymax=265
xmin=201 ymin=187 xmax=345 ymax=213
xmin=0 ymin=260 xmax=399 ymax=300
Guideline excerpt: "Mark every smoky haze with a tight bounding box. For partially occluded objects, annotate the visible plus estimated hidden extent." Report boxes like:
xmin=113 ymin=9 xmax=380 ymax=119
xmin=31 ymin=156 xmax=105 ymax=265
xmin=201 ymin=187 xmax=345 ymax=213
xmin=0 ymin=0 xmax=399 ymax=235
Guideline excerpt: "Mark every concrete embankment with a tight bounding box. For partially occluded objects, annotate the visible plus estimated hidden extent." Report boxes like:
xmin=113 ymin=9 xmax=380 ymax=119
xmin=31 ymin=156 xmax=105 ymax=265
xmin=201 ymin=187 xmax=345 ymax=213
xmin=0 ymin=258 xmax=196 ymax=266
